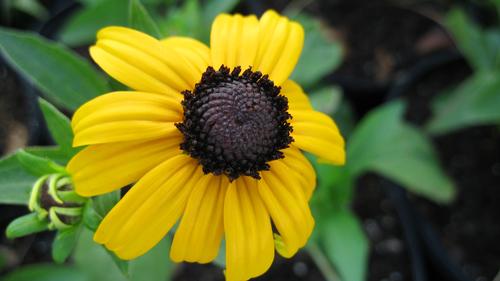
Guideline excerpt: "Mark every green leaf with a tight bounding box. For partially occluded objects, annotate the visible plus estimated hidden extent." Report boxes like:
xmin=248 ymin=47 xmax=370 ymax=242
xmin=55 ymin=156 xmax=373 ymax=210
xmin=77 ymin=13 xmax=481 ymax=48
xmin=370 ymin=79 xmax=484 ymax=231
xmin=130 ymin=238 xmax=173 ymax=281
xmin=492 ymin=0 xmax=500 ymax=7
xmin=309 ymin=86 xmax=342 ymax=115
xmin=38 ymin=98 xmax=79 ymax=157
xmin=445 ymin=9 xmax=497 ymax=72
xmin=0 ymin=154 xmax=35 ymax=205
xmin=15 ymin=149 xmax=65 ymax=177
xmin=290 ymin=13 xmax=342 ymax=88
xmin=6 ymin=213 xmax=48 ymax=239
xmin=309 ymin=156 xmax=355 ymax=248
xmin=160 ymin=0 xmax=201 ymax=39
xmin=320 ymin=210 xmax=368 ymax=281
xmin=0 ymin=28 xmax=109 ymax=110
xmin=484 ymin=29 xmax=500 ymax=70
xmin=12 ymin=0 xmax=49 ymax=20
xmin=25 ymin=146 xmax=72 ymax=165
xmin=348 ymin=101 xmax=456 ymax=203
xmin=160 ymin=0 xmax=238 ymax=42
xmin=2 ymin=264 xmax=89 ymax=281
xmin=108 ymin=250 xmax=130 ymax=277
xmin=311 ymin=160 xmax=354 ymax=211
xmin=59 ymin=0 xmax=129 ymax=46
xmin=52 ymin=226 xmax=82 ymax=263
xmin=426 ymin=73 xmax=500 ymax=134
xmin=93 ymin=190 xmax=121 ymax=217
xmin=128 ymin=0 xmax=162 ymax=38
xmin=82 ymin=200 xmax=102 ymax=231
xmin=74 ymin=228 xmax=129 ymax=281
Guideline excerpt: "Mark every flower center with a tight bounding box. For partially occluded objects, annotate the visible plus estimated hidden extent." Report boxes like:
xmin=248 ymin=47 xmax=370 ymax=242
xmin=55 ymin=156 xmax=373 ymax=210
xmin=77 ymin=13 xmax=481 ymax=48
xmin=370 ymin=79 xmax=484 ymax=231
xmin=176 ymin=66 xmax=293 ymax=181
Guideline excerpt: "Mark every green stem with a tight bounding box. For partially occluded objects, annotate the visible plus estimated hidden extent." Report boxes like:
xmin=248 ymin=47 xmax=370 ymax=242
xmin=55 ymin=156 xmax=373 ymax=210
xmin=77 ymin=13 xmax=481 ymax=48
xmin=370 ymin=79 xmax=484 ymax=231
xmin=307 ymin=242 xmax=342 ymax=281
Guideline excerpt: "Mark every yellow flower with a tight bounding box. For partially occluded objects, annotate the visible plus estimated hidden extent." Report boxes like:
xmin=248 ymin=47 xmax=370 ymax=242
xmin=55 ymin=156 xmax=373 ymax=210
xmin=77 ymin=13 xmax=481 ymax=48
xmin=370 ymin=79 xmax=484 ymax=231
xmin=67 ymin=10 xmax=345 ymax=281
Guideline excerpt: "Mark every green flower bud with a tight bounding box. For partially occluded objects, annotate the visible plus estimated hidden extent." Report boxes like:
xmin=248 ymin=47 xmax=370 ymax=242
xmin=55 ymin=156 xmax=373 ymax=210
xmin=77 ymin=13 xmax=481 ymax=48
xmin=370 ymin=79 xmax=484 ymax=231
xmin=28 ymin=173 xmax=86 ymax=231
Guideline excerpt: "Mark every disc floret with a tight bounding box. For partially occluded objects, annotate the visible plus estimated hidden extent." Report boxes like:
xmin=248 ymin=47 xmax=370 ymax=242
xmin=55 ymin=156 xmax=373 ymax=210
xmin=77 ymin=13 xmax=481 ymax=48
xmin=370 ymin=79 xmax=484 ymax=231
xmin=177 ymin=66 xmax=293 ymax=180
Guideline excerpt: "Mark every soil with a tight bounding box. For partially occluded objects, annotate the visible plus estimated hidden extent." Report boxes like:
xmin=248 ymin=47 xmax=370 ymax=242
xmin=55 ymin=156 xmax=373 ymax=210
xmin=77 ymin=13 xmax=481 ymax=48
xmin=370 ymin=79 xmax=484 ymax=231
xmin=173 ymin=252 xmax=325 ymax=281
xmin=399 ymin=27 xmax=500 ymax=281
xmin=421 ymin=126 xmax=500 ymax=280
xmin=350 ymin=55 xmax=499 ymax=281
xmin=421 ymin=125 xmax=500 ymax=279
xmin=353 ymin=175 xmax=411 ymax=281
xmin=315 ymin=2 xmax=454 ymax=116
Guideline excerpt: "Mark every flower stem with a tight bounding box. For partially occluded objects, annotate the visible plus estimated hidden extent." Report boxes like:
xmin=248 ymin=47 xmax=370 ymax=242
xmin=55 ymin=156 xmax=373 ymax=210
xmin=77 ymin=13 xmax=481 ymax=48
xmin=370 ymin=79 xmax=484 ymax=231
xmin=307 ymin=242 xmax=342 ymax=281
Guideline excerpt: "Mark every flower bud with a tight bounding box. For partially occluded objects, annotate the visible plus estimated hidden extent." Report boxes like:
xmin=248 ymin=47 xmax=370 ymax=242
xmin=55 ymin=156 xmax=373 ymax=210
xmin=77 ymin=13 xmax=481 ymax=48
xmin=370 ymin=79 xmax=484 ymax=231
xmin=28 ymin=173 xmax=86 ymax=230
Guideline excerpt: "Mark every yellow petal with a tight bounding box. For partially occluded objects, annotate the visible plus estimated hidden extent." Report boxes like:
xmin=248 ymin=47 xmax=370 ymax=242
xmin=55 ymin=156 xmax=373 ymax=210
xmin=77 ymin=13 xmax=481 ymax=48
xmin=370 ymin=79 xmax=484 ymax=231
xmin=74 ymin=121 xmax=179 ymax=147
xmin=170 ymin=175 xmax=228 ymax=263
xmin=72 ymin=91 xmax=181 ymax=126
xmin=258 ymin=160 xmax=315 ymax=258
xmin=293 ymin=123 xmax=343 ymax=146
xmin=289 ymin=109 xmax=346 ymax=164
xmin=160 ymin=36 xmax=211 ymax=74
xmin=68 ymin=137 xmax=182 ymax=197
xmin=292 ymin=135 xmax=345 ymax=164
xmin=210 ymin=14 xmax=259 ymax=70
xmin=94 ymin=154 xmax=193 ymax=244
xmin=290 ymin=109 xmax=342 ymax=133
xmin=72 ymin=91 xmax=182 ymax=133
xmin=281 ymin=147 xmax=316 ymax=200
xmin=71 ymin=91 xmax=183 ymax=146
xmin=281 ymin=80 xmax=313 ymax=110
xmin=224 ymin=177 xmax=274 ymax=281
xmin=94 ymin=155 xmax=202 ymax=260
xmin=254 ymin=10 xmax=304 ymax=86
xmin=89 ymin=46 xmax=171 ymax=94
xmin=91 ymin=26 xmax=201 ymax=93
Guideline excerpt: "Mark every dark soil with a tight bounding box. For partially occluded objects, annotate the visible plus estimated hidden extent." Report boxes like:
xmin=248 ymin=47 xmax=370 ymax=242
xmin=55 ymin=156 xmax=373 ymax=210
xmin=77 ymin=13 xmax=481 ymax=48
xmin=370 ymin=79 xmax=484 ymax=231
xmin=328 ymin=6 xmax=444 ymax=83
xmin=353 ymin=175 xmax=411 ymax=281
xmin=399 ymin=22 xmax=500 ymax=280
xmin=173 ymin=252 xmax=325 ymax=281
xmin=316 ymin=3 xmax=454 ymax=116
xmin=348 ymin=48 xmax=499 ymax=281
xmin=416 ymin=126 xmax=500 ymax=280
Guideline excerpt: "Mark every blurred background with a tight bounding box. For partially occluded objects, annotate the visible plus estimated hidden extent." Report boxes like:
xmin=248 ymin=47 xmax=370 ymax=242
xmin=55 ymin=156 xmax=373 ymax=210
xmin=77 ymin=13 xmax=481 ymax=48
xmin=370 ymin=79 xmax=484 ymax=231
xmin=0 ymin=0 xmax=499 ymax=281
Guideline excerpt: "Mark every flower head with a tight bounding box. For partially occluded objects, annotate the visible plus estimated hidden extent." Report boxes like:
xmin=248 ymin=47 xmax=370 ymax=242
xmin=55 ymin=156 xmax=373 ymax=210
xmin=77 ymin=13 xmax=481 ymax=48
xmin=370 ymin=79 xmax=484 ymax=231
xmin=28 ymin=173 xmax=85 ymax=230
xmin=68 ymin=10 xmax=345 ymax=280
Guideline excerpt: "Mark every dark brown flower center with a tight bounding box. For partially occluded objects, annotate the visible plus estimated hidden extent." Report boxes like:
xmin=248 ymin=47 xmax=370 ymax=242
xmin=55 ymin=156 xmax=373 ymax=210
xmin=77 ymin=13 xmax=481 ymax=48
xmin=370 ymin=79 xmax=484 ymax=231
xmin=176 ymin=66 xmax=293 ymax=181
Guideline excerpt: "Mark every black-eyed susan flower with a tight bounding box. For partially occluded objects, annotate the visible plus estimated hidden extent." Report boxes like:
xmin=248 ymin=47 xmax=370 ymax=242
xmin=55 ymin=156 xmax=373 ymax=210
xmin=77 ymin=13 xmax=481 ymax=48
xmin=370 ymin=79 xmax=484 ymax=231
xmin=67 ymin=10 xmax=345 ymax=281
